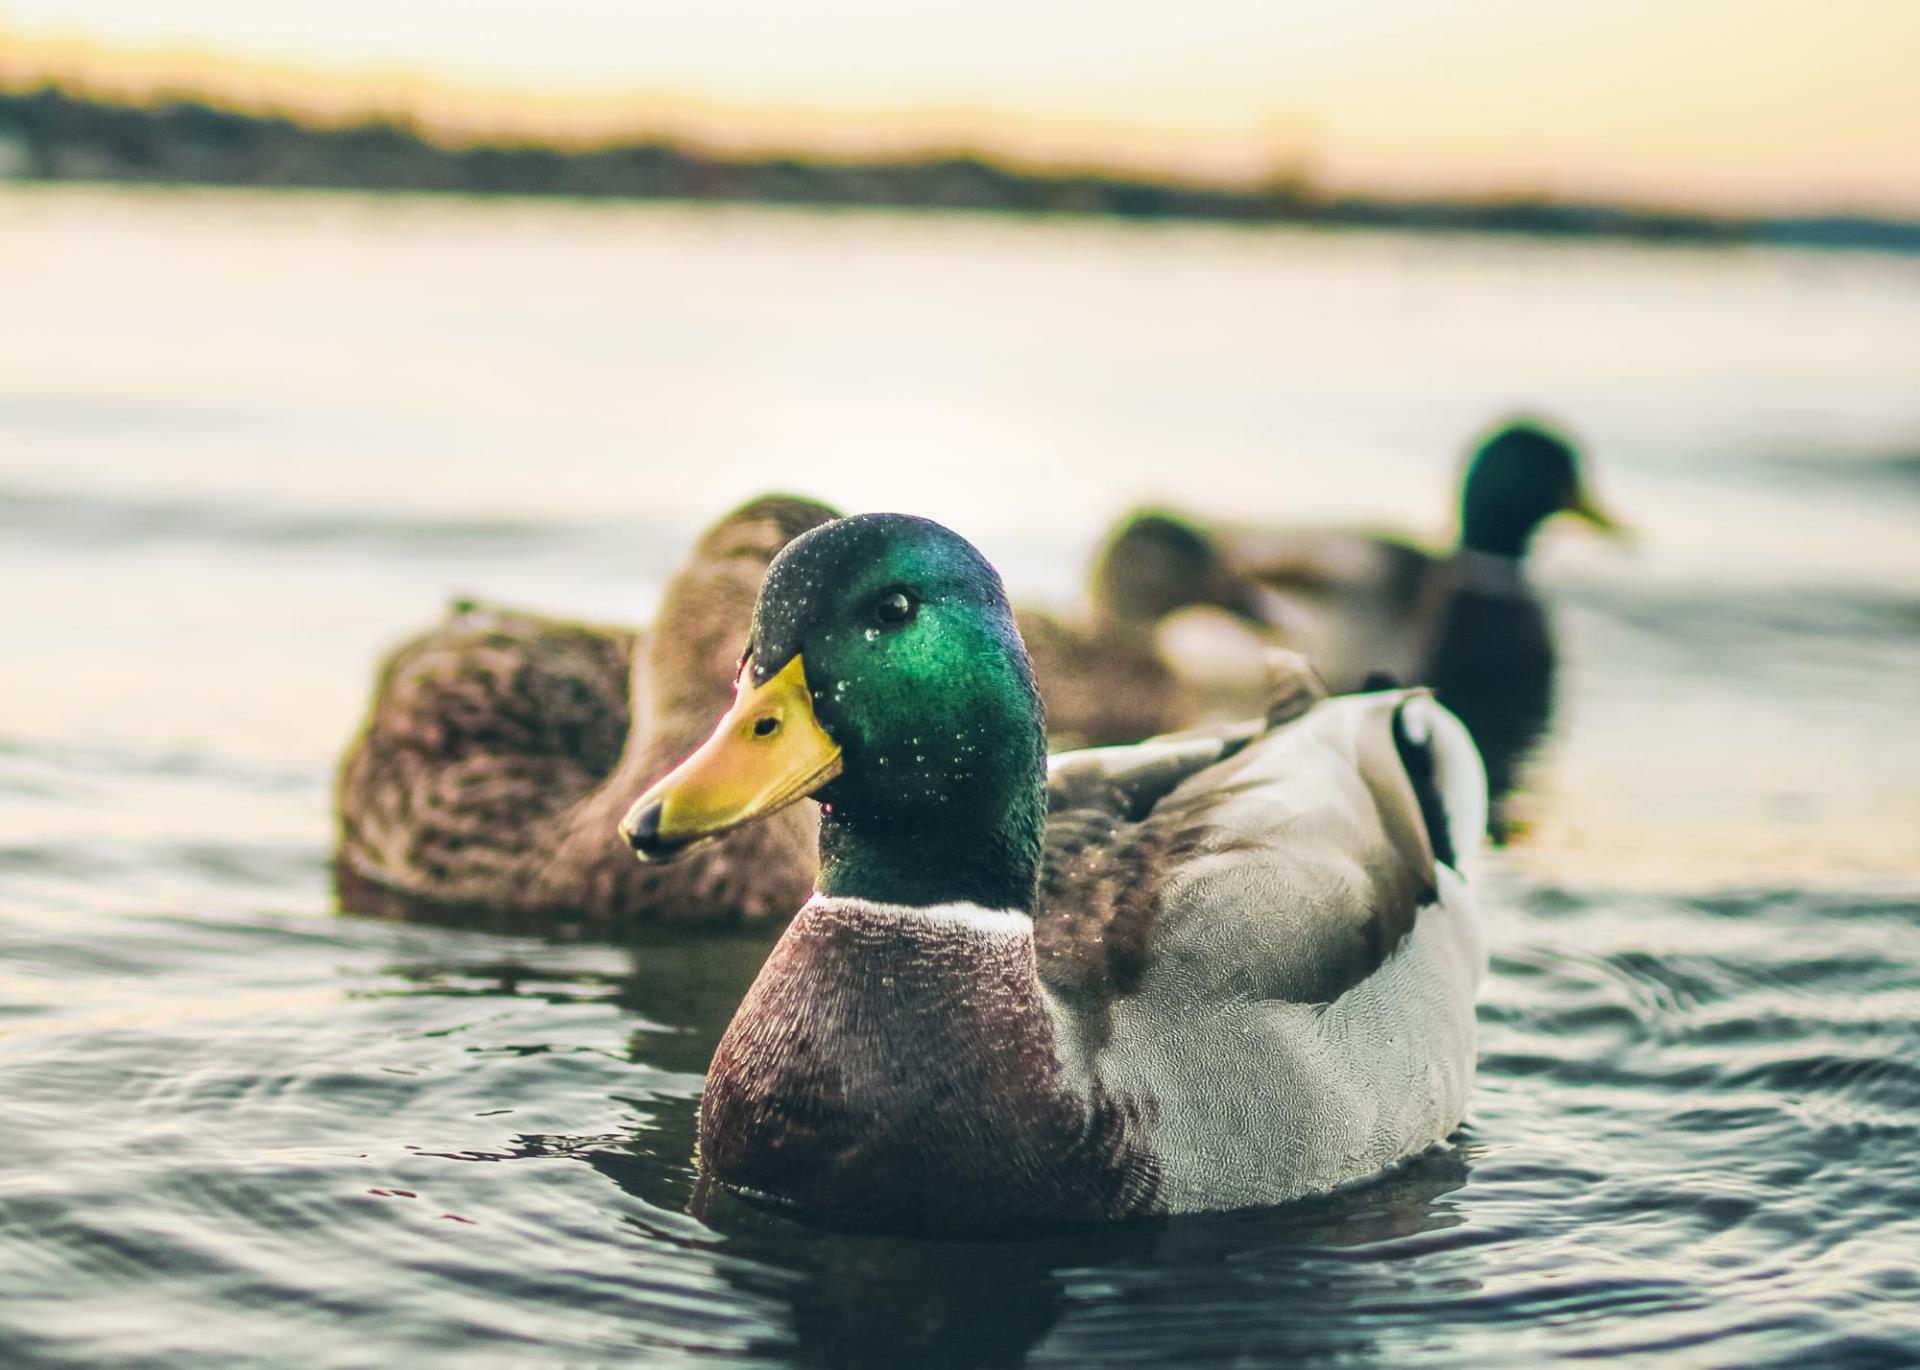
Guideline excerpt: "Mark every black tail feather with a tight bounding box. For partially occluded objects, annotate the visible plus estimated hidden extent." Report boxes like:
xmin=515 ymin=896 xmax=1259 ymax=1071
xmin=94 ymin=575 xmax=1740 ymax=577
xmin=1393 ymin=702 xmax=1457 ymax=871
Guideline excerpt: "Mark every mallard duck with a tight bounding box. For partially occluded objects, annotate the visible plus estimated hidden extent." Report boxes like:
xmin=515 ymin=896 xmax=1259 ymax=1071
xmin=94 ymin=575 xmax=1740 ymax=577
xmin=333 ymin=494 xmax=838 ymax=928
xmin=1018 ymin=510 xmax=1280 ymax=748
xmin=1222 ymin=419 xmax=1621 ymax=812
xmin=619 ymin=512 xmax=1489 ymax=1230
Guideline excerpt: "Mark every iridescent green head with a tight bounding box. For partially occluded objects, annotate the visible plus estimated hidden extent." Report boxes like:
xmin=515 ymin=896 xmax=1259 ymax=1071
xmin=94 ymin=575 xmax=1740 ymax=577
xmin=1460 ymin=420 xmax=1619 ymax=558
xmin=622 ymin=513 xmax=1048 ymax=912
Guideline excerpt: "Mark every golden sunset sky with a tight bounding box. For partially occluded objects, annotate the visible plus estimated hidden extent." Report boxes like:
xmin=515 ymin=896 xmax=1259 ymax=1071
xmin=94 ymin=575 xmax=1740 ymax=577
xmin=3 ymin=0 xmax=1916 ymax=215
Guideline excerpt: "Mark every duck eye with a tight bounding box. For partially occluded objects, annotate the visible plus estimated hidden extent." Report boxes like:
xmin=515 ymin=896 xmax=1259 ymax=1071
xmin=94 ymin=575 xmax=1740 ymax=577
xmin=753 ymin=716 xmax=780 ymax=738
xmin=874 ymin=590 xmax=916 ymax=626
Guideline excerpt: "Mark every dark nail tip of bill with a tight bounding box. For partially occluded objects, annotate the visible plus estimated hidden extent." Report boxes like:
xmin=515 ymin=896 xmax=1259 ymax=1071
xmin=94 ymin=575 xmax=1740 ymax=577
xmin=621 ymin=803 xmax=711 ymax=864
xmin=621 ymin=802 xmax=667 ymax=859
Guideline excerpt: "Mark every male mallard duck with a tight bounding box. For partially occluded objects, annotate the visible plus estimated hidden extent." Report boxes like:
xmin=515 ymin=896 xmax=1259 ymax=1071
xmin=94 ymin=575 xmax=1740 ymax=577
xmin=1018 ymin=511 xmax=1280 ymax=748
xmin=619 ymin=512 xmax=1489 ymax=1230
xmin=1224 ymin=419 xmax=1621 ymax=812
xmin=333 ymin=495 xmax=838 ymax=928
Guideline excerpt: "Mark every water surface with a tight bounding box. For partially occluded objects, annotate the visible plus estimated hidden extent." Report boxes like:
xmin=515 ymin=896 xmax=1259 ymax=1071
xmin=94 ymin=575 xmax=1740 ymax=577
xmin=2 ymin=187 xmax=1918 ymax=1366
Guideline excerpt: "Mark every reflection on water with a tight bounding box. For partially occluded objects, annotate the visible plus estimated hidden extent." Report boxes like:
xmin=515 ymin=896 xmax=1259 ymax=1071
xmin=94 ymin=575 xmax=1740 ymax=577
xmin=2 ymin=187 xmax=1919 ymax=1366
xmin=4 ymin=880 xmax=1916 ymax=1366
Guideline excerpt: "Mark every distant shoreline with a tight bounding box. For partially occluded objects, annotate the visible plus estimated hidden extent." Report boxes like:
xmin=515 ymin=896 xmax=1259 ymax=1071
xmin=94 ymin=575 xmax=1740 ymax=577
xmin=4 ymin=84 xmax=1916 ymax=255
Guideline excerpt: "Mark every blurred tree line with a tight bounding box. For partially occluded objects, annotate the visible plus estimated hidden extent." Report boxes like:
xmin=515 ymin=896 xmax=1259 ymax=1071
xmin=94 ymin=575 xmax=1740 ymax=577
xmin=2 ymin=84 xmax=1912 ymax=252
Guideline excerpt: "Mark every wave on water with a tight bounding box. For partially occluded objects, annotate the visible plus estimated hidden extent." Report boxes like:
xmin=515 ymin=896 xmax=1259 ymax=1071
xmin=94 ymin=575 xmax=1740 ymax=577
xmin=0 ymin=873 xmax=1914 ymax=1367
xmin=1751 ymin=448 xmax=1920 ymax=499
xmin=0 ymin=483 xmax=642 ymax=556
xmin=1561 ymin=578 xmax=1920 ymax=649
xmin=0 ymin=735 xmax=318 ymax=792
xmin=0 ymin=391 xmax=405 ymax=445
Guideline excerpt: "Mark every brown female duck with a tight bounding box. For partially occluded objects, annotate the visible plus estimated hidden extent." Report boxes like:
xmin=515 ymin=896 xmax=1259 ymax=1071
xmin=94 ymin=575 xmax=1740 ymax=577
xmin=333 ymin=495 xmax=838 ymax=929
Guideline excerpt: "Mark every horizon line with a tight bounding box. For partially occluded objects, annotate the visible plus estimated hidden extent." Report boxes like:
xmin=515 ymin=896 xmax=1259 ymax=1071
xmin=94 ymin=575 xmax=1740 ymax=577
xmin=2 ymin=17 xmax=1914 ymax=221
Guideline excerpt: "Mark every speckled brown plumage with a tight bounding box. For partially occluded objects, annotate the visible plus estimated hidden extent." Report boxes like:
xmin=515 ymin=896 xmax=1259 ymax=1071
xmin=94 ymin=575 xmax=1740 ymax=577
xmin=1034 ymin=652 xmax=1332 ymax=1002
xmin=1036 ymin=741 xmax=1239 ymax=1000
xmin=1035 ymin=673 xmax=1441 ymax=1014
xmin=332 ymin=495 xmax=838 ymax=931
xmin=1017 ymin=610 xmax=1182 ymax=750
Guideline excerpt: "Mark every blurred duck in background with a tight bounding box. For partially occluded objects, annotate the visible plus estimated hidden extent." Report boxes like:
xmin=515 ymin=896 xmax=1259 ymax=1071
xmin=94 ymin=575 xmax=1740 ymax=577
xmin=1018 ymin=511 xmax=1283 ymax=748
xmin=1214 ymin=419 xmax=1624 ymax=832
xmin=333 ymin=495 xmax=838 ymax=930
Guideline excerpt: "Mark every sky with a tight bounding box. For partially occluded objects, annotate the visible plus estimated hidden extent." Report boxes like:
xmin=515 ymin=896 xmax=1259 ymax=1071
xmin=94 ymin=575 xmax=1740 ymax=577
xmin=3 ymin=0 xmax=1917 ymax=215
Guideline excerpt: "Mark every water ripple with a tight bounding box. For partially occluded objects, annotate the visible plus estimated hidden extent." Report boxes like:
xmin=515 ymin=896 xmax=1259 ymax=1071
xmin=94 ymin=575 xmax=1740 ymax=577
xmin=0 ymin=876 xmax=1913 ymax=1367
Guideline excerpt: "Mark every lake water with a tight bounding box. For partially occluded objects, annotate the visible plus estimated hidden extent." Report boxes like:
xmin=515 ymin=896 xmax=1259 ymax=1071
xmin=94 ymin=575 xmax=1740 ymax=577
xmin=2 ymin=186 xmax=1918 ymax=1366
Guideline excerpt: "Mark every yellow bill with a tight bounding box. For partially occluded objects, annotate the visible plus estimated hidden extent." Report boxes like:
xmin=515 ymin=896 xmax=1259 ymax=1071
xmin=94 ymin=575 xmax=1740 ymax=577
xmin=1565 ymin=484 xmax=1629 ymax=540
xmin=619 ymin=653 xmax=843 ymax=862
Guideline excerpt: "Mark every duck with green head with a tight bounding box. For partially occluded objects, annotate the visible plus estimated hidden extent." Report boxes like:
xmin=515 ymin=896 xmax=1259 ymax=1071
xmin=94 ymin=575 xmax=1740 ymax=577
xmin=621 ymin=512 xmax=1489 ymax=1231
xmin=1219 ymin=418 xmax=1624 ymax=826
